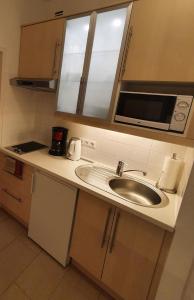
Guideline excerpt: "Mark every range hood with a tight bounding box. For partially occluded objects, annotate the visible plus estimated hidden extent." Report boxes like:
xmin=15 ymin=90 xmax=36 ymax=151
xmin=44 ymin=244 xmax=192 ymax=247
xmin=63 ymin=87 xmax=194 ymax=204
xmin=10 ymin=78 xmax=57 ymax=92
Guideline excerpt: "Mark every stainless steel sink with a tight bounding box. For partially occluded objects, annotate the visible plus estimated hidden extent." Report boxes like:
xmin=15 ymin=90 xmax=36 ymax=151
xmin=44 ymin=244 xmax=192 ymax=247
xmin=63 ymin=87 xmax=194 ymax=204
xmin=109 ymin=178 xmax=169 ymax=208
xmin=75 ymin=165 xmax=169 ymax=208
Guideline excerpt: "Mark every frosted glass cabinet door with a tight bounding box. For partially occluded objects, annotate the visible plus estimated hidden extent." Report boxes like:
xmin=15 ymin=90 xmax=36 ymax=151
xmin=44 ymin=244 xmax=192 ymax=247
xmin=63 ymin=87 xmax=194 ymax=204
xmin=83 ymin=8 xmax=127 ymax=119
xmin=57 ymin=16 xmax=90 ymax=113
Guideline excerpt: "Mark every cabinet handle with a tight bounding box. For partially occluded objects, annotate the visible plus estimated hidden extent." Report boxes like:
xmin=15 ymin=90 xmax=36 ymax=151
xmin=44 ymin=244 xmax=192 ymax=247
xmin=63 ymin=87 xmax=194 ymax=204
xmin=109 ymin=211 xmax=120 ymax=253
xmin=101 ymin=207 xmax=112 ymax=248
xmin=52 ymin=40 xmax=61 ymax=78
xmin=121 ymin=26 xmax=133 ymax=77
xmin=31 ymin=173 xmax=35 ymax=194
xmin=2 ymin=188 xmax=22 ymax=203
xmin=76 ymin=76 xmax=86 ymax=114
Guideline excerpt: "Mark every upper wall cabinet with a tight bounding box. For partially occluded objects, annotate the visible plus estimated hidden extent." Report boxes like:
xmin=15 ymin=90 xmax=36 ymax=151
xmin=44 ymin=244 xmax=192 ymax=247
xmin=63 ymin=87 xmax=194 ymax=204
xmin=57 ymin=4 xmax=132 ymax=119
xmin=19 ymin=19 xmax=65 ymax=79
xmin=123 ymin=0 xmax=194 ymax=82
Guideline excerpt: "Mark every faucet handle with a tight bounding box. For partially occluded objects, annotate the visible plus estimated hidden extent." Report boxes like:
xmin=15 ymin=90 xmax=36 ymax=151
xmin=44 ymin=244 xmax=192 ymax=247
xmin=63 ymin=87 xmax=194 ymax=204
xmin=116 ymin=161 xmax=125 ymax=176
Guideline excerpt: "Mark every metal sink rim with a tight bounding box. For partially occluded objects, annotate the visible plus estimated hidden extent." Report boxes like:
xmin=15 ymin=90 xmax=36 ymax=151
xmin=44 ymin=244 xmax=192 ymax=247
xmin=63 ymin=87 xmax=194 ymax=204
xmin=75 ymin=164 xmax=169 ymax=209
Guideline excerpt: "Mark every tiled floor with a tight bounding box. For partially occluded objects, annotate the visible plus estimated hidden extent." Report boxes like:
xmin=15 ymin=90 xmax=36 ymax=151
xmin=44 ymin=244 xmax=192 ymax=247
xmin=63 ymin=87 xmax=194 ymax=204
xmin=0 ymin=209 xmax=112 ymax=300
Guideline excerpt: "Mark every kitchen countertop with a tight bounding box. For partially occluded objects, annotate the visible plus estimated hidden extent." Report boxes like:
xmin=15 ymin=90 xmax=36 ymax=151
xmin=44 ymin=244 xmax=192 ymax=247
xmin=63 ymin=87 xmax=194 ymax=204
xmin=0 ymin=147 xmax=181 ymax=232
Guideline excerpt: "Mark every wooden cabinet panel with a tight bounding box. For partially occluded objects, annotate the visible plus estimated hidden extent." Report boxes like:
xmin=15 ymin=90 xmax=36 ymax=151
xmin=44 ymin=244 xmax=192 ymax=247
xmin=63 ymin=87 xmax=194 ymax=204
xmin=0 ymin=153 xmax=34 ymax=225
xmin=102 ymin=210 xmax=165 ymax=300
xmin=0 ymin=189 xmax=31 ymax=225
xmin=19 ymin=19 xmax=65 ymax=79
xmin=70 ymin=190 xmax=167 ymax=300
xmin=70 ymin=190 xmax=115 ymax=279
xmin=123 ymin=0 xmax=194 ymax=82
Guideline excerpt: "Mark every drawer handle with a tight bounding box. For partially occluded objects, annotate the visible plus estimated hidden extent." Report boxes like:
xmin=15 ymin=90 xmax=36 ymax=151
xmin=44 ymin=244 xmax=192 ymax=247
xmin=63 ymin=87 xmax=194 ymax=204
xmin=101 ymin=207 xmax=112 ymax=248
xmin=109 ymin=211 xmax=120 ymax=253
xmin=2 ymin=188 xmax=22 ymax=203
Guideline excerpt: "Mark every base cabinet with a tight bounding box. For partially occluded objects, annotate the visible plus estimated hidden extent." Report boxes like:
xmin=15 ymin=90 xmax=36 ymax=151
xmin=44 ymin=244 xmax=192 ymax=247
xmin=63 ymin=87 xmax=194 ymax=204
xmin=70 ymin=190 xmax=115 ymax=279
xmin=0 ymin=153 xmax=34 ymax=225
xmin=70 ymin=191 xmax=166 ymax=300
xmin=101 ymin=210 xmax=165 ymax=300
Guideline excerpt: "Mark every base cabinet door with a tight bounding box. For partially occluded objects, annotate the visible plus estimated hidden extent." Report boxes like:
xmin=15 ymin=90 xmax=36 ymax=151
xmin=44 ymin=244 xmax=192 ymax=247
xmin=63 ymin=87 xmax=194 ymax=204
xmin=101 ymin=209 xmax=165 ymax=300
xmin=0 ymin=153 xmax=34 ymax=225
xmin=70 ymin=190 xmax=115 ymax=279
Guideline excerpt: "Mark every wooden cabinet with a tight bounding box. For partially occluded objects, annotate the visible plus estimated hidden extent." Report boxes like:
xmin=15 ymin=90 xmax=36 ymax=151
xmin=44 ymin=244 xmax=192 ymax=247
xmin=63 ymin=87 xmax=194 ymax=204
xmin=70 ymin=191 xmax=166 ymax=300
xmin=102 ymin=210 xmax=165 ymax=300
xmin=123 ymin=0 xmax=194 ymax=82
xmin=0 ymin=153 xmax=34 ymax=226
xmin=57 ymin=4 xmax=132 ymax=120
xmin=70 ymin=190 xmax=115 ymax=279
xmin=19 ymin=19 xmax=65 ymax=79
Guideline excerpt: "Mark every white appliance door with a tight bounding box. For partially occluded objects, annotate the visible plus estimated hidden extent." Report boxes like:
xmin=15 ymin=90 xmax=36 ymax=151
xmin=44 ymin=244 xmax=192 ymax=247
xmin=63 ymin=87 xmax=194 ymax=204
xmin=28 ymin=171 xmax=77 ymax=266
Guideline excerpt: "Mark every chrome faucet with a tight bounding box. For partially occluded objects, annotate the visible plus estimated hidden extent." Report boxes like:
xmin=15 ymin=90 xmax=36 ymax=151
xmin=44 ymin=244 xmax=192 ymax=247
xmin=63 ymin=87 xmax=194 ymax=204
xmin=116 ymin=161 xmax=147 ymax=177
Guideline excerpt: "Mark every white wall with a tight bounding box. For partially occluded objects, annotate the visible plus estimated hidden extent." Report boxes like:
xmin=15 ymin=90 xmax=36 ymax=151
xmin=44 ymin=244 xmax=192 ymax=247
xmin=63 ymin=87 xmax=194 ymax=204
xmin=0 ymin=0 xmax=53 ymax=147
xmin=155 ymin=150 xmax=194 ymax=300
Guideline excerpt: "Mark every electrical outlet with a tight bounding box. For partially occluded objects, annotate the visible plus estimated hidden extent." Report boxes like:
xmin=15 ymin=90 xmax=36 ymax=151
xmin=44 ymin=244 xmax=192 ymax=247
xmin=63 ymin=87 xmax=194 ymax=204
xmin=81 ymin=138 xmax=96 ymax=149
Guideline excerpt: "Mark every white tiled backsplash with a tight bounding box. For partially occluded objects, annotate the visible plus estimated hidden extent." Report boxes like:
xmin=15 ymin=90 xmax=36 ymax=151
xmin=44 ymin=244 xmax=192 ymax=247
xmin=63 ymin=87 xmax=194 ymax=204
xmin=32 ymin=93 xmax=193 ymax=184
xmin=63 ymin=122 xmax=187 ymax=180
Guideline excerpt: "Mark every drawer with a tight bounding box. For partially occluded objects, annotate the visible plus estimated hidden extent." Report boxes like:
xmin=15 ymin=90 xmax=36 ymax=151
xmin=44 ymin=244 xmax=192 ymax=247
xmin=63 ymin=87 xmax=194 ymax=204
xmin=0 ymin=187 xmax=31 ymax=225
xmin=0 ymin=157 xmax=33 ymax=198
xmin=0 ymin=153 xmax=34 ymax=225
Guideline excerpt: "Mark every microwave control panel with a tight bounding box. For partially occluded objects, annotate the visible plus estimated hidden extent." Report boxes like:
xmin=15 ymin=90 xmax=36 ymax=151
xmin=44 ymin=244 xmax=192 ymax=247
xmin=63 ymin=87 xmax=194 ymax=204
xmin=170 ymin=95 xmax=193 ymax=132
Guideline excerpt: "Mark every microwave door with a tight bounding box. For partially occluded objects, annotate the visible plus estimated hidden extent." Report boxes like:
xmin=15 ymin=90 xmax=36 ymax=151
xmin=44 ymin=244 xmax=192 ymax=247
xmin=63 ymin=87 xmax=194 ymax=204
xmin=114 ymin=115 xmax=170 ymax=130
xmin=115 ymin=92 xmax=177 ymax=130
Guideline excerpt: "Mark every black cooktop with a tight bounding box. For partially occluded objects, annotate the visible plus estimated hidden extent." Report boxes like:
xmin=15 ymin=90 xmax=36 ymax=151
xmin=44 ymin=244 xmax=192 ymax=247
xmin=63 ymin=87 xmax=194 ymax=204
xmin=6 ymin=141 xmax=47 ymax=155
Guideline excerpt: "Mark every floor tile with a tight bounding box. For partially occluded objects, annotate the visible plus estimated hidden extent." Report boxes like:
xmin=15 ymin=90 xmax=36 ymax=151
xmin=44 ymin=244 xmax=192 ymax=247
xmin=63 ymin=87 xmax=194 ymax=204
xmin=0 ymin=216 xmax=26 ymax=252
xmin=50 ymin=267 xmax=100 ymax=300
xmin=0 ymin=209 xmax=9 ymax=224
xmin=0 ymin=238 xmax=38 ymax=294
xmin=17 ymin=251 xmax=65 ymax=300
xmin=98 ymin=293 xmax=113 ymax=300
xmin=17 ymin=234 xmax=41 ymax=256
xmin=3 ymin=218 xmax=26 ymax=236
xmin=0 ymin=284 xmax=29 ymax=300
xmin=0 ymin=212 xmax=112 ymax=300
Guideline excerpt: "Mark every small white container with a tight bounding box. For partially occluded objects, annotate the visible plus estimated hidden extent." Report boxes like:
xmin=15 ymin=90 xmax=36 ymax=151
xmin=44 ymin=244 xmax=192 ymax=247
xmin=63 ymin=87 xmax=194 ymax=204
xmin=66 ymin=137 xmax=81 ymax=161
xmin=157 ymin=153 xmax=183 ymax=193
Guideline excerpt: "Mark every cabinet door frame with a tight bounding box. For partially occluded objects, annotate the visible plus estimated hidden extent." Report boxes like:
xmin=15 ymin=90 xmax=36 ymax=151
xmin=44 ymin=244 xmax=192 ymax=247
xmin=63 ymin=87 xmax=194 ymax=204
xmin=69 ymin=190 xmax=116 ymax=279
xmin=101 ymin=208 xmax=166 ymax=300
xmin=19 ymin=18 xmax=65 ymax=79
xmin=56 ymin=3 xmax=133 ymax=121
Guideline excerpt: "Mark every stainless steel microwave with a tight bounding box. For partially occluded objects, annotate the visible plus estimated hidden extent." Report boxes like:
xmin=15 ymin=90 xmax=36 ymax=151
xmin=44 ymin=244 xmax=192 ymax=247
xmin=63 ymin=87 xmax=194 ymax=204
xmin=114 ymin=91 xmax=193 ymax=133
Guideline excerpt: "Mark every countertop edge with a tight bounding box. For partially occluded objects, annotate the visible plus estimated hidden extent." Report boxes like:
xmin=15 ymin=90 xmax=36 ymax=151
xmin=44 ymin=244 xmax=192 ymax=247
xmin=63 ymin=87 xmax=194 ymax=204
xmin=0 ymin=147 xmax=177 ymax=232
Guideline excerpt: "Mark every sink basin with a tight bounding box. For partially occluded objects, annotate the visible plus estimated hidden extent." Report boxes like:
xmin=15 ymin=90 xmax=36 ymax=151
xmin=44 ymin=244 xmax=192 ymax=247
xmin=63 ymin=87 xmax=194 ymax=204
xmin=75 ymin=165 xmax=169 ymax=208
xmin=109 ymin=178 xmax=169 ymax=208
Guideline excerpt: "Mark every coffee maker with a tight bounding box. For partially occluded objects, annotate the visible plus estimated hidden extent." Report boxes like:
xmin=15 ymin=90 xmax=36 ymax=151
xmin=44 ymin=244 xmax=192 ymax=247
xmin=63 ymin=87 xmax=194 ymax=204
xmin=49 ymin=127 xmax=68 ymax=156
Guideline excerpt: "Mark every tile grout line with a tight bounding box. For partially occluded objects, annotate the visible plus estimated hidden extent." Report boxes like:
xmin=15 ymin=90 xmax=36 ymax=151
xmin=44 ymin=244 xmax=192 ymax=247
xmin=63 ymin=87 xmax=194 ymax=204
xmin=0 ymin=247 xmax=41 ymax=298
xmin=15 ymin=281 xmax=33 ymax=300
xmin=47 ymin=266 xmax=72 ymax=300
xmin=0 ymin=231 xmax=20 ymax=255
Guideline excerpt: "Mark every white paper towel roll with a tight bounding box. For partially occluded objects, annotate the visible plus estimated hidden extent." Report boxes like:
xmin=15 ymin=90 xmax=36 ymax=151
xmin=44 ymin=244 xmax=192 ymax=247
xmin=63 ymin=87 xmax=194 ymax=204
xmin=157 ymin=154 xmax=183 ymax=192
